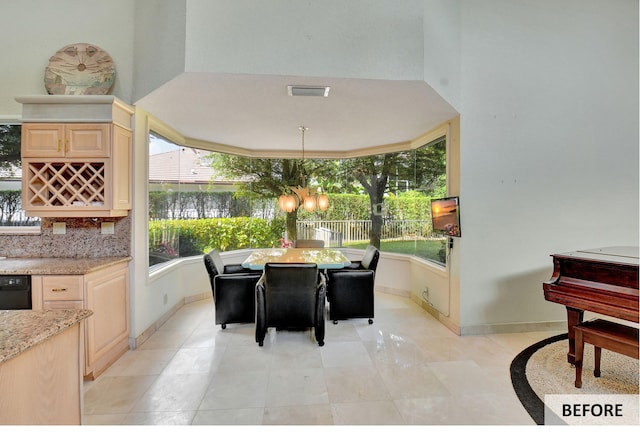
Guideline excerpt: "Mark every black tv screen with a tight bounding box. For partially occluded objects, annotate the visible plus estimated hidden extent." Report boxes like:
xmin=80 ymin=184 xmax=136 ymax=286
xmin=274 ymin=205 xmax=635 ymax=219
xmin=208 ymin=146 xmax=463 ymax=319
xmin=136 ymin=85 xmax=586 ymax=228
xmin=430 ymin=196 xmax=461 ymax=237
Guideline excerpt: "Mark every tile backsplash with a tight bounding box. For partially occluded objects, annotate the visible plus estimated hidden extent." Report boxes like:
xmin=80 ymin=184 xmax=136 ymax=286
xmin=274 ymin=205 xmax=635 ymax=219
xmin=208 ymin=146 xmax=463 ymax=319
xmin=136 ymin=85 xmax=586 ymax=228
xmin=0 ymin=216 xmax=131 ymax=258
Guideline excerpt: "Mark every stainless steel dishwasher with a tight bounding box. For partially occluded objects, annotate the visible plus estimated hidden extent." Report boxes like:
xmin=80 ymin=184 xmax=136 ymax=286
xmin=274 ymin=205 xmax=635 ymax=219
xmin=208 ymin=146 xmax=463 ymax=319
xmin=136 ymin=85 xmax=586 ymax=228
xmin=0 ymin=275 xmax=32 ymax=309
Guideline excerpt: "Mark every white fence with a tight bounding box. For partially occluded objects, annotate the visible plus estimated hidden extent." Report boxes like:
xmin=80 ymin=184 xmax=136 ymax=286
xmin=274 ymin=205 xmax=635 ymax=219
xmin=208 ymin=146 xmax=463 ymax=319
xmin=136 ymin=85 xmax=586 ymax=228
xmin=296 ymin=219 xmax=436 ymax=247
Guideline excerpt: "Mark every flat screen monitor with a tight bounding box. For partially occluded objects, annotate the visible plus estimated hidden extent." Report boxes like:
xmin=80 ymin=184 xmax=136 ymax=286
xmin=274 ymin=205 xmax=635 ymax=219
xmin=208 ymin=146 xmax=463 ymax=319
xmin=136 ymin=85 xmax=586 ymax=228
xmin=430 ymin=196 xmax=461 ymax=237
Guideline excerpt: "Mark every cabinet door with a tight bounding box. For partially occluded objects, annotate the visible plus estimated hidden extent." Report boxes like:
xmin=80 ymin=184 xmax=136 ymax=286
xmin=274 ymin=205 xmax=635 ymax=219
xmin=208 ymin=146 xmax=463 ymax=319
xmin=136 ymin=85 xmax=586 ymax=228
xmin=21 ymin=124 xmax=65 ymax=157
xmin=22 ymin=123 xmax=110 ymax=158
xmin=84 ymin=264 xmax=130 ymax=377
xmin=65 ymin=124 xmax=110 ymax=157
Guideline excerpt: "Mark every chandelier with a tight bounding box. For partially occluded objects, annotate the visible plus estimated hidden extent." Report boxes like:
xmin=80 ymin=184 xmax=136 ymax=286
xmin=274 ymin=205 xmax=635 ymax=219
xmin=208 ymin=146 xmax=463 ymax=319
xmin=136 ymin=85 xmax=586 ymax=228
xmin=278 ymin=126 xmax=329 ymax=213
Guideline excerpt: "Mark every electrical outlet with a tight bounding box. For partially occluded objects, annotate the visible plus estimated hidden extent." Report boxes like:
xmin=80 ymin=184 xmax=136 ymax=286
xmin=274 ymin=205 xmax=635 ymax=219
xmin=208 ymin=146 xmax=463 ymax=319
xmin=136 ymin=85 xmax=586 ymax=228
xmin=101 ymin=222 xmax=115 ymax=235
xmin=52 ymin=222 xmax=66 ymax=235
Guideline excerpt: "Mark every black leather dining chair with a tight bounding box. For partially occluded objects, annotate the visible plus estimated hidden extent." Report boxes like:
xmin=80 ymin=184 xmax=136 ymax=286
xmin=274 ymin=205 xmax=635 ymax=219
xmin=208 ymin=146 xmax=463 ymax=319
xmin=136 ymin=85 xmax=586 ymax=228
xmin=339 ymin=244 xmax=380 ymax=272
xmin=326 ymin=245 xmax=379 ymax=324
xmin=255 ymin=262 xmax=327 ymax=346
xmin=203 ymin=249 xmax=262 ymax=329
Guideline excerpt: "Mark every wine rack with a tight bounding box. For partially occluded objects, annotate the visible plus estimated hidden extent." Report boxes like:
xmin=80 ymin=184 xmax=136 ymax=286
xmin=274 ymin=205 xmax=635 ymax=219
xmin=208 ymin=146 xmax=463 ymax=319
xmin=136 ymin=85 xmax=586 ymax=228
xmin=24 ymin=161 xmax=106 ymax=208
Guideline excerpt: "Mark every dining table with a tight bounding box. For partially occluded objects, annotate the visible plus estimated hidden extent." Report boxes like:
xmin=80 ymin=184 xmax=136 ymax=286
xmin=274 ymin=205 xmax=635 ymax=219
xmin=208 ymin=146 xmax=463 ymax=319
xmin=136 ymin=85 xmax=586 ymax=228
xmin=241 ymin=248 xmax=351 ymax=270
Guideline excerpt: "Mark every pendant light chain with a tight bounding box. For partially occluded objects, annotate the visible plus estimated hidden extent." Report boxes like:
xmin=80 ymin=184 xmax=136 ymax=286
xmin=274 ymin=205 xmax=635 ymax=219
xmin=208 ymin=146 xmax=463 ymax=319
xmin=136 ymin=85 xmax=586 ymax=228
xmin=300 ymin=126 xmax=306 ymax=160
xmin=300 ymin=126 xmax=307 ymax=187
xmin=277 ymin=125 xmax=329 ymax=214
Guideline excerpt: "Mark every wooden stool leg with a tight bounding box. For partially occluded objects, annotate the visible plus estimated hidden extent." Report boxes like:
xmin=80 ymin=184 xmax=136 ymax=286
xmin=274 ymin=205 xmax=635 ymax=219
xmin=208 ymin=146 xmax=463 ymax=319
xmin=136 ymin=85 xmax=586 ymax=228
xmin=594 ymin=346 xmax=602 ymax=377
xmin=574 ymin=327 xmax=584 ymax=388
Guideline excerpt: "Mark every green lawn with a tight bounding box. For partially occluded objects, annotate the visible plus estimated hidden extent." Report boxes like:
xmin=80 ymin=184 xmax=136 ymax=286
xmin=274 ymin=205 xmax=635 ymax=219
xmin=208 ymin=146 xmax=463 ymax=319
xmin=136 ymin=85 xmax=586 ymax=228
xmin=343 ymin=239 xmax=446 ymax=264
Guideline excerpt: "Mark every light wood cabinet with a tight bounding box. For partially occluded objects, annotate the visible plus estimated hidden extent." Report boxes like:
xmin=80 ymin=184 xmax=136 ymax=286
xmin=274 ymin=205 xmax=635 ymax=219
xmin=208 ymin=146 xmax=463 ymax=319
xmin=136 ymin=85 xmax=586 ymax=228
xmin=17 ymin=95 xmax=134 ymax=217
xmin=21 ymin=123 xmax=131 ymax=217
xmin=21 ymin=123 xmax=110 ymax=158
xmin=41 ymin=275 xmax=84 ymax=309
xmin=83 ymin=263 xmax=130 ymax=379
xmin=0 ymin=320 xmax=84 ymax=424
xmin=31 ymin=261 xmax=130 ymax=380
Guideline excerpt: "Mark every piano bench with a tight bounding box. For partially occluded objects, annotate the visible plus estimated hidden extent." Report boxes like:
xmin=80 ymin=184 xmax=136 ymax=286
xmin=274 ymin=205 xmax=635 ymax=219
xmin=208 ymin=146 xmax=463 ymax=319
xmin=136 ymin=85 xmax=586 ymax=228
xmin=574 ymin=319 xmax=639 ymax=388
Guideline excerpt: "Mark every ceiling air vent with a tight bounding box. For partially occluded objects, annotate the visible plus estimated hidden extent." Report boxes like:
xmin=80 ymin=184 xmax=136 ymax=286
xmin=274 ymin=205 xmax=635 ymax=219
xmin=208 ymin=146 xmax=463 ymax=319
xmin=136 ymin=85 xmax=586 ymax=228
xmin=287 ymin=85 xmax=330 ymax=97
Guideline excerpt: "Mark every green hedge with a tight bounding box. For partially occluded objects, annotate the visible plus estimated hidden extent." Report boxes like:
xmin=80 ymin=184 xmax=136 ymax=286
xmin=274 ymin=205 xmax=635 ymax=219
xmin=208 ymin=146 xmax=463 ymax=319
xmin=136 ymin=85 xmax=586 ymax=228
xmin=147 ymin=191 xmax=440 ymax=264
xmin=148 ymin=190 xmax=436 ymax=222
xmin=148 ymin=216 xmax=286 ymax=257
xmin=298 ymin=193 xmax=370 ymax=221
xmin=385 ymin=191 xmax=432 ymax=221
xmin=298 ymin=191 xmax=435 ymax=221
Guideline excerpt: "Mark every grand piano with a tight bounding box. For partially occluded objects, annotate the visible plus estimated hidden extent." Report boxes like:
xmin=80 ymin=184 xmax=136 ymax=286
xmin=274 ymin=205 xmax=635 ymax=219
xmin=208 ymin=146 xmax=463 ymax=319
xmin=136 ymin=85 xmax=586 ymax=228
xmin=543 ymin=246 xmax=639 ymax=364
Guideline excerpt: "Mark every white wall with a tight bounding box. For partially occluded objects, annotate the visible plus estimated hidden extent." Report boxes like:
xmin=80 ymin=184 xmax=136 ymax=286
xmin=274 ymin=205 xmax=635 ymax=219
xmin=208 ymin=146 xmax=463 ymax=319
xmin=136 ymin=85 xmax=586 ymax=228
xmin=184 ymin=0 xmax=425 ymax=80
xmin=422 ymin=0 xmax=462 ymax=110
xmin=0 ymin=0 xmax=136 ymax=115
xmin=457 ymin=0 xmax=639 ymax=333
xmin=133 ymin=0 xmax=188 ymax=101
xmin=148 ymin=256 xmax=210 ymax=310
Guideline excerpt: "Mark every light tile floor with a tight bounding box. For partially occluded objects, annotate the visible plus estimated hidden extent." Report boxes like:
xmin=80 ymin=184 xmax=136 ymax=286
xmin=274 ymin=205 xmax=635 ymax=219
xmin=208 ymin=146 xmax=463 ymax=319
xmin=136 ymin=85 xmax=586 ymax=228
xmin=83 ymin=292 xmax=555 ymax=426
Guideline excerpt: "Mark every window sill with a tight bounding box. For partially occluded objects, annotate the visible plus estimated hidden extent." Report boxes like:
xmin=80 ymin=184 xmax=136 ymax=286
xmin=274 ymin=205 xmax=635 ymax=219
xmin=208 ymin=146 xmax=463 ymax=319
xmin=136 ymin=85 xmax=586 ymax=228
xmin=0 ymin=226 xmax=41 ymax=235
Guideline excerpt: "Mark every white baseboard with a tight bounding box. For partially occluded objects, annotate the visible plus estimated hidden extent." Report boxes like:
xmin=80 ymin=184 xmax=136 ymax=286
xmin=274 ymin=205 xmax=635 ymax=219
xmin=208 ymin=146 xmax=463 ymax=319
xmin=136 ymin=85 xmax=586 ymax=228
xmin=459 ymin=320 xmax=566 ymax=336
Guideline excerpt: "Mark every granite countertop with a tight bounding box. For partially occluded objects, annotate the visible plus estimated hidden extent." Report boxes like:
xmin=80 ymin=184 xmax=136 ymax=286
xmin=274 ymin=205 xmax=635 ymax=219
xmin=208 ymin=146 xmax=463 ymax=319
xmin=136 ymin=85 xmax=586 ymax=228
xmin=0 ymin=309 xmax=93 ymax=364
xmin=0 ymin=256 xmax=131 ymax=275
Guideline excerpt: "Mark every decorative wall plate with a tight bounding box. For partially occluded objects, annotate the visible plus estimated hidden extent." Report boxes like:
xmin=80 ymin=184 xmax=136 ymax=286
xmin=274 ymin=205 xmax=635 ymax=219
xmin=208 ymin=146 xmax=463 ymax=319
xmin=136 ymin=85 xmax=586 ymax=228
xmin=44 ymin=43 xmax=116 ymax=95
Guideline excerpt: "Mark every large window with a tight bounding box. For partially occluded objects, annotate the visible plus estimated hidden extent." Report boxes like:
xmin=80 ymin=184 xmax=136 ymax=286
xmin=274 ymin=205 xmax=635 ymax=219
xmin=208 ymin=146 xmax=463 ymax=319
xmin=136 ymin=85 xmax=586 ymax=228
xmin=0 ymin=124 xmax=40 ymax=229
xmin=148 ymin=132 xmax=448 ymax=269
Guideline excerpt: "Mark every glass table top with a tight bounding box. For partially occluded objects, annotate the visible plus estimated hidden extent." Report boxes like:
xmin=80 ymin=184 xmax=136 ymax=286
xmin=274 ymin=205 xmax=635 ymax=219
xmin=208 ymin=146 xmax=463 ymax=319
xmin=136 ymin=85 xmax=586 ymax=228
xmin=241 ymin=248 xmax=351 ymax=270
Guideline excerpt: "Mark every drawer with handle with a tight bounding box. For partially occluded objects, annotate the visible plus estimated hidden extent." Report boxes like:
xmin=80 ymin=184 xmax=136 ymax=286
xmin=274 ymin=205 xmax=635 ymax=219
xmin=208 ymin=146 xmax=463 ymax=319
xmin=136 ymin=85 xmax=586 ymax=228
xmin=41 ymin=275 xmax=83 ymax=301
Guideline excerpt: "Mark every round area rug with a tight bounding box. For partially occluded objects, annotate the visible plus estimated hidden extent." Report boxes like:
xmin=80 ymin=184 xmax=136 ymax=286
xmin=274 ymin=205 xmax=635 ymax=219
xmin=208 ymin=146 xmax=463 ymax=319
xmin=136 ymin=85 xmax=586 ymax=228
xmin=510 ymin=333 xmax=639 ymax=425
